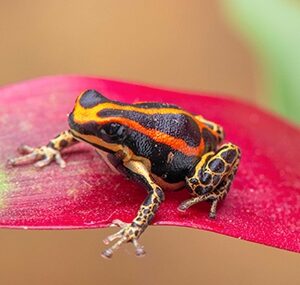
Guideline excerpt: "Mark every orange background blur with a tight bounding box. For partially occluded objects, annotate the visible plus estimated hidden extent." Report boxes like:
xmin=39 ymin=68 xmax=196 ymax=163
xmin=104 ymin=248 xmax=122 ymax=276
xmin=0 ymin=1 xmax=298 ymax=285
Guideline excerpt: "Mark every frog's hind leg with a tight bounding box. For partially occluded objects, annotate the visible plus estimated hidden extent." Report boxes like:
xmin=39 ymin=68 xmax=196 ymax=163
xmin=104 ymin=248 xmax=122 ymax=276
xmin=179 ymin=143 xmax=240 ymax=218
xmin=195 ymin=115 xmax=224 ymax=144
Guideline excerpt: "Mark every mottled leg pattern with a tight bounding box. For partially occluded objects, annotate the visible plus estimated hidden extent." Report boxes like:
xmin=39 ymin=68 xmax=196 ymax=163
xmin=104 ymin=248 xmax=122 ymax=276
xmin=102 ymin=158 xmax=165 ymax=258
xmin=8 ymin=130 xmax=78 ymax=168
xmin=179 ymin=143 xmax=240 ymax=218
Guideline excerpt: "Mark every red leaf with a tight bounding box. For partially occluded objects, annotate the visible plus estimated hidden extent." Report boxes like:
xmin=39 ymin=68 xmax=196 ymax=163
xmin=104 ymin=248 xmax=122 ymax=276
xmin=0 ymin=76 xmax=299 ymax=253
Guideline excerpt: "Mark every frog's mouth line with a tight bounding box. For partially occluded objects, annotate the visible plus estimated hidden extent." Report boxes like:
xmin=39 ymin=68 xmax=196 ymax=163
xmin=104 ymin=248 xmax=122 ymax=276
xmin=70 ymin=128 xmax=122 ymax=155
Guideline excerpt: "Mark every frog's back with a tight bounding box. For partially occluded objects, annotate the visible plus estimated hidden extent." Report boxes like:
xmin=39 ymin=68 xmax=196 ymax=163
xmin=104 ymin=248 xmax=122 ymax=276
xmin=99 ymin=101 xmax=204 ymax=183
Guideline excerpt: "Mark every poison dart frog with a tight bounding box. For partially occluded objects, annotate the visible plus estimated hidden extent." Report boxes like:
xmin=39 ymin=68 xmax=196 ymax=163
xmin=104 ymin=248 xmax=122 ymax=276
xmin=8 ymin=90 xmax=241 ymax=258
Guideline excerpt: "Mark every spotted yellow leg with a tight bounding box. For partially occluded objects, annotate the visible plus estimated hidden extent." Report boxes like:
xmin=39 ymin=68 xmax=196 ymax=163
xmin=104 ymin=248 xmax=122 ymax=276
xmin=8 ymin=130 xmax=78 ymax=168
xmin=101 ymin=159 xmax=165 ymax=258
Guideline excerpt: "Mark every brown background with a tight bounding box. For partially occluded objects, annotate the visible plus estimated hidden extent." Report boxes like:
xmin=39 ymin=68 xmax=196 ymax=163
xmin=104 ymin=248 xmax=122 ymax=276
xmin=0 ymin=1 xmax=298 ymax=285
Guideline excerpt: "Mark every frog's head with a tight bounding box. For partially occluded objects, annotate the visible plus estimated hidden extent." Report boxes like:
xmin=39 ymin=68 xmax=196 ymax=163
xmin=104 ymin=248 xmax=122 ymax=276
xmin=68 ymin=90 xmax=128 ymax=151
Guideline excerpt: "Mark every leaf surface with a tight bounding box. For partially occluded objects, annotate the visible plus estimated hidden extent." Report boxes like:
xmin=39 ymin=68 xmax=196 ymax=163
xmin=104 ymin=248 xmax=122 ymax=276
xmin=0 ymin=76 xmax=299 ymax=252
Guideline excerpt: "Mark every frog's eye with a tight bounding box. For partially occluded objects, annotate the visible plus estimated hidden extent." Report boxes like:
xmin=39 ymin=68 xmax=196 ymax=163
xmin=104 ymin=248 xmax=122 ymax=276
xmin=100 ymin=123 xmax=127 ymax=142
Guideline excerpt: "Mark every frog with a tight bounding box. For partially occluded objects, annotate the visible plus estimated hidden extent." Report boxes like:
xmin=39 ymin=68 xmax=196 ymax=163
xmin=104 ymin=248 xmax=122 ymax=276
xmin=8 ymin=89 xmax=241 ymax=258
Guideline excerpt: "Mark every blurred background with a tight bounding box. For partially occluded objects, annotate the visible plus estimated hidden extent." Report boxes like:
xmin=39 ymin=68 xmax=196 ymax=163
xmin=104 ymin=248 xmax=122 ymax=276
xmin=0 ymin=1 xmax=299 ymax=284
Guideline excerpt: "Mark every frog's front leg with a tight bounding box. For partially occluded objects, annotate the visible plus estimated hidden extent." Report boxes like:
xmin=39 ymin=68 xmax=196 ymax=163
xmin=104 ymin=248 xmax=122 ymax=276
xmin=8 ymin=130 xmax=78 ymax=168
xmin=179 ymin=143 xmax=240 ymax=218
xmin=102 ymin=159 xmax=165 ymax=258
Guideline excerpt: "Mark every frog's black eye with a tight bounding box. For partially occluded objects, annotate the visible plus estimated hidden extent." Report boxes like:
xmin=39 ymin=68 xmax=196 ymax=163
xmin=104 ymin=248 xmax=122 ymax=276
xmin=100 ymin=123 xmax=128 ymax=142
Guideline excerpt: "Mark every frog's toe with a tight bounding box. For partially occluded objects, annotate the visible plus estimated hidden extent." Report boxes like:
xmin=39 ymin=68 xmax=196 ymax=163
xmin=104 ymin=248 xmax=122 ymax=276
xmin=110 ymin=219 xmax=129 ymax=228
xmin=132 ymin=239 xmax=146 ymax=257
xmin=177 ymin=201 xmax=189 ymax=212
xmin=17 ymin=144 xmax=35 ymax=154
xmin=101 ymin=248 xmax=114 ymax=259
xmin=103 ymin=228 xmax=124 ymax=245
xmin=102 ymin=220 xmax=145 ymax=258
xmin=101 ymin=235 xmax=128 ymax=259
xmin=8 ymin=152 xmax=39 ymax=166
xmin=33 ymin=147 xmax=66 ymax=168
xmin=54 ymin=152 xmax=66 ymax=168
xmin=34 ymin=156 xmax=53 ymax=168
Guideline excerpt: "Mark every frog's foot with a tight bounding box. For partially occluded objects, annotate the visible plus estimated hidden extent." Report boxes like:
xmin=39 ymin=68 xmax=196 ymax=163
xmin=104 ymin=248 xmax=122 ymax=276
xmin=101 ymin=219 xmax=145 ymax=259
xmin=8 ymin=144 xmax=66 ymax=168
